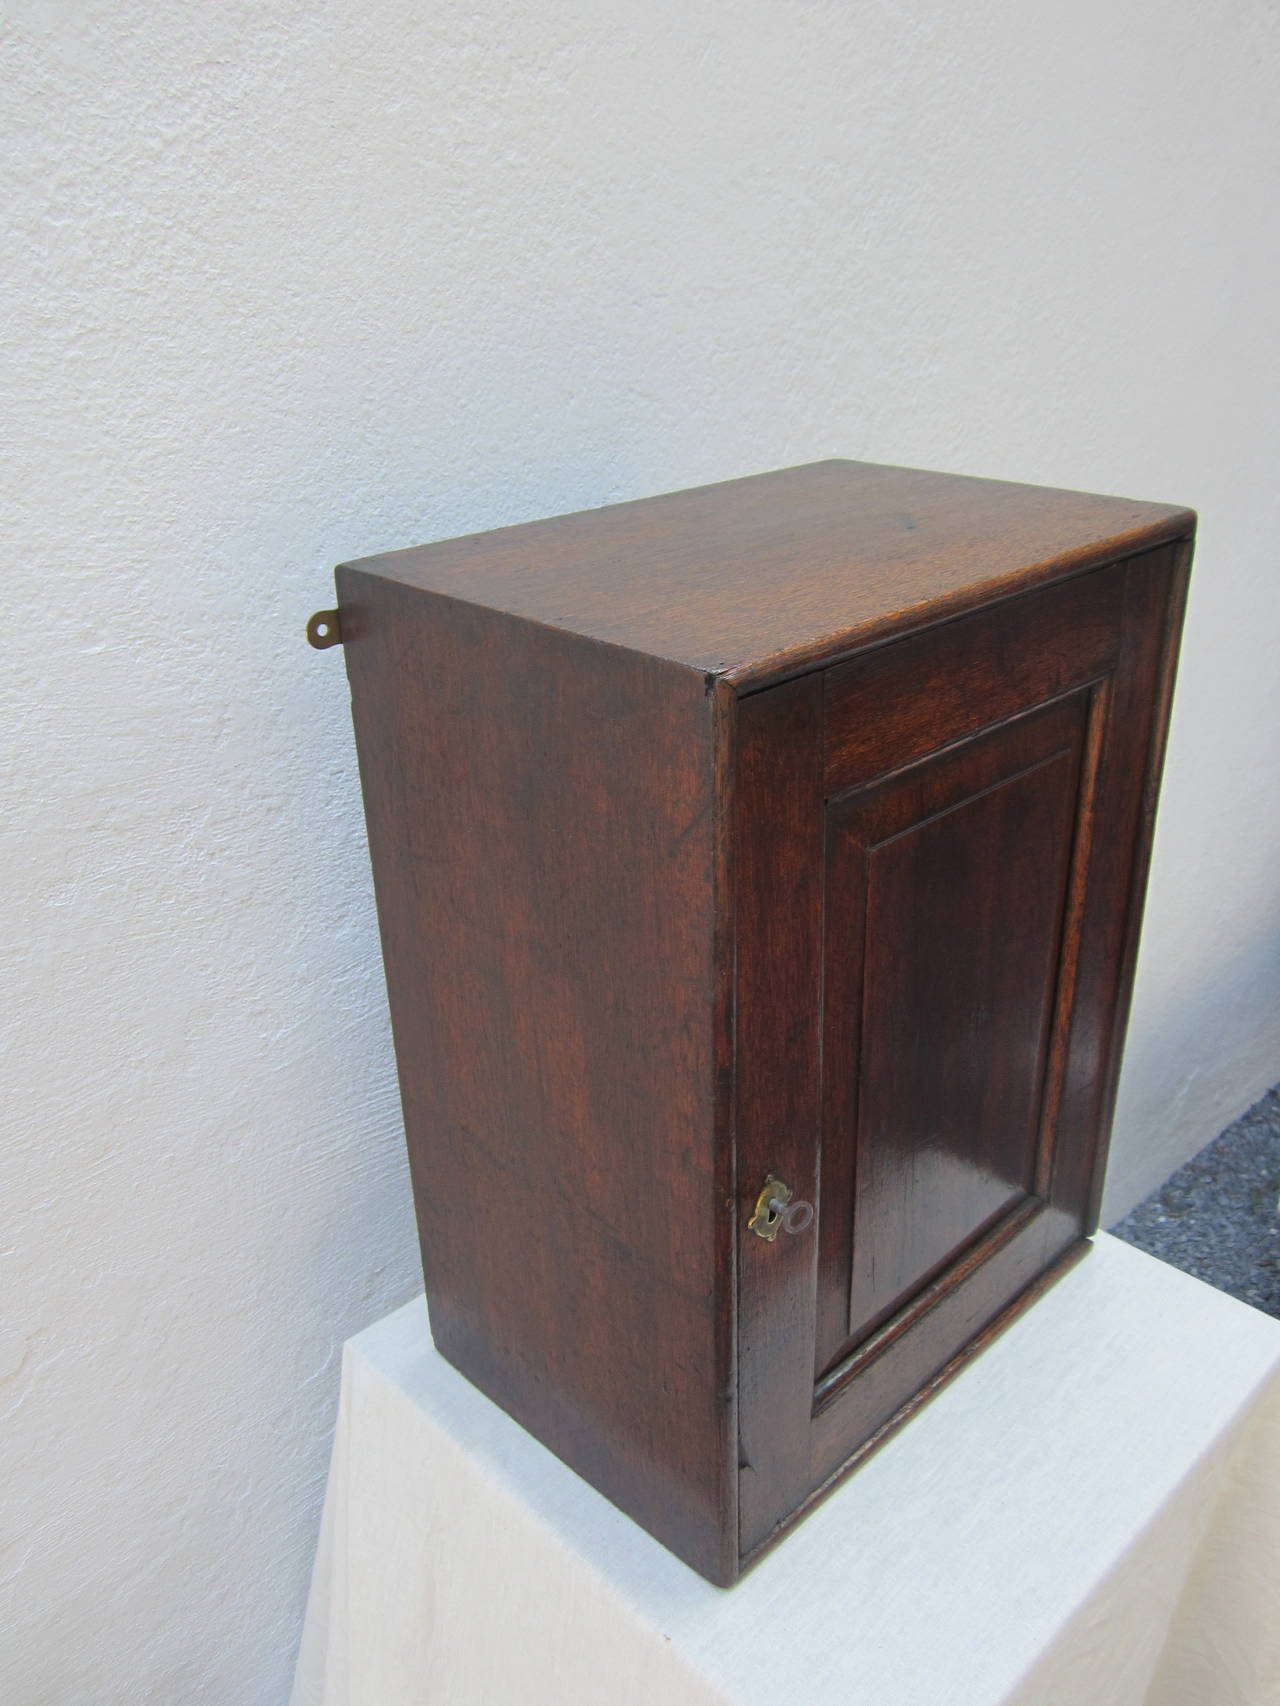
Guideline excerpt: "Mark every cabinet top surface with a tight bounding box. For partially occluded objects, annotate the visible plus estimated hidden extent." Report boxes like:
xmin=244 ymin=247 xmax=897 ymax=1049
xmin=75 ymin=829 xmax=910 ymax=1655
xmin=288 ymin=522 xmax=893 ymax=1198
xmin=340 ymin=460 xmax=1194 ymax=688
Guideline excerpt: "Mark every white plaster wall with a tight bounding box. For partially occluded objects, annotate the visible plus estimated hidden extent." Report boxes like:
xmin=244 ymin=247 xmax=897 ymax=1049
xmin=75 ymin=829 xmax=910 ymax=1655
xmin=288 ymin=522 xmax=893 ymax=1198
xmin=2 ymin=1 xmax=1277 ymax=1699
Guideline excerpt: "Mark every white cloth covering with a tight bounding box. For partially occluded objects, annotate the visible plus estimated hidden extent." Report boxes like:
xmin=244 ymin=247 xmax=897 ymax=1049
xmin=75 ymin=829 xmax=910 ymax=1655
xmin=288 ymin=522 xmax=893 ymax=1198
xmin=291 ymin=1234 xmax=1280 ymax=1706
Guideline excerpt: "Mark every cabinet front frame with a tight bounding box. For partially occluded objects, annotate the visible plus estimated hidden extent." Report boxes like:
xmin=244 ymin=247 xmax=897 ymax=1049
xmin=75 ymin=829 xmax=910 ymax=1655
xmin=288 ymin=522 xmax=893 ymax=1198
xmin=733 ymin=545 xmax=1190 ymax=1567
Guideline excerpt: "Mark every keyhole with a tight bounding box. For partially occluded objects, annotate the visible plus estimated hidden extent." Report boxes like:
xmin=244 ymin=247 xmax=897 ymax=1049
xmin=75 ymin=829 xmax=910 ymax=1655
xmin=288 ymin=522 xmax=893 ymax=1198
xmin=749 ymin=1175 xmax=814 ymax=1242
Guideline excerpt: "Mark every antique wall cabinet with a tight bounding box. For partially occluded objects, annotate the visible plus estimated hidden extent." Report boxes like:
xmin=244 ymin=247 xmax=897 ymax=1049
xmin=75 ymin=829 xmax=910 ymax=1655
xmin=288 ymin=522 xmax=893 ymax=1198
xmin=321 ymin=461 xmax=1194 ymax=1585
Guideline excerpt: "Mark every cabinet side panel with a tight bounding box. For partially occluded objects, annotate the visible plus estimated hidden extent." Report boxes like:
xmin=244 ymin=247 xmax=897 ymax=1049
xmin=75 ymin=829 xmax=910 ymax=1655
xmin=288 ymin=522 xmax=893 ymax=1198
xmin=337 ymin=570 xmax=731 ymax=1582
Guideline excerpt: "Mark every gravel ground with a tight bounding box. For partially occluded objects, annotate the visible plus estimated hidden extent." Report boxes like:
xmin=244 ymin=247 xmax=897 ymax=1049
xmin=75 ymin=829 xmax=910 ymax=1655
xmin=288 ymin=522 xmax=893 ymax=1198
xmin=1110 ymin=1085 xmax=1280 ymax=1320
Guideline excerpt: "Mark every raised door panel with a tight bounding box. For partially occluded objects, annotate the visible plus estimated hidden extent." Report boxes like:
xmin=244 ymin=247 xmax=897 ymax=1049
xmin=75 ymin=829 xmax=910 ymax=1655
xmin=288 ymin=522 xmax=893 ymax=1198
xmin=815 ymin=697 xmax=1086 ymax=1378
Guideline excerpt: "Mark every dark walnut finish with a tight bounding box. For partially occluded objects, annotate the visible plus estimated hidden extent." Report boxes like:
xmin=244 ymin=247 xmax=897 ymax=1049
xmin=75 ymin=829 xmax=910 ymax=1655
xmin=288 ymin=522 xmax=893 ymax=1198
xmin=332 ymin=460 xmax=1194 ymax=1585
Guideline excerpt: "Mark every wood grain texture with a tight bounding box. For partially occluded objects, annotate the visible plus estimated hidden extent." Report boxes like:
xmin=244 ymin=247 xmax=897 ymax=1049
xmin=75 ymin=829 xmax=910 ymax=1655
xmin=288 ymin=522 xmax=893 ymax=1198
xmin=735 ymin=541 xmax=1191 ymax=1569
xmin=334 ymin=463 xmax=1194 ymax=1585
xmin=337 ymin=568 xmax=736 ymax=1583
xmin=817 ymin=696 xmax=1086 ymax=1373
xmin=346 ymin=460 xmax=1192 ymax=687
xmin=733 ymin=676 xmax=825 ymax=1559
xmin=823 ymin=561 xmax=1121 ymax=791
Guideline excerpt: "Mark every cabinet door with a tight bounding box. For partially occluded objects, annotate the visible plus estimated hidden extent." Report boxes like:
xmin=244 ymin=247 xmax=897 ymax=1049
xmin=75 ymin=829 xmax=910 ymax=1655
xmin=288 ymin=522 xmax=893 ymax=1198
xmin=734 ymin=547 xmax=1187 ymax=1564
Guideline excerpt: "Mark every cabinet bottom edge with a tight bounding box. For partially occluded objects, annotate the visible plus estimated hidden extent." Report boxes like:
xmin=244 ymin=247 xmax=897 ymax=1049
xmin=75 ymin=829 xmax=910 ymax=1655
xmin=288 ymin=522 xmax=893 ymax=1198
xmin=734 ymin=1235 xmax=1093 ymax=1581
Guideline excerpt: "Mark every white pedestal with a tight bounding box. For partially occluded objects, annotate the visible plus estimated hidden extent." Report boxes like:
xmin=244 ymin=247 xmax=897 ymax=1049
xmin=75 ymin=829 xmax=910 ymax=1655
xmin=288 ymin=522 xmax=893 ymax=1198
xmin=291 ymin=1235 xmax=1280 ymax=1706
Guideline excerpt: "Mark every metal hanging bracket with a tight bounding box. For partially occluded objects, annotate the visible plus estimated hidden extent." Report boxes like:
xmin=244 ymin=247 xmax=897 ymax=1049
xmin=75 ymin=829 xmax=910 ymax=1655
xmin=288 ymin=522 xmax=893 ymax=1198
xmin=307 ymin=609 xmax=343 ymax=649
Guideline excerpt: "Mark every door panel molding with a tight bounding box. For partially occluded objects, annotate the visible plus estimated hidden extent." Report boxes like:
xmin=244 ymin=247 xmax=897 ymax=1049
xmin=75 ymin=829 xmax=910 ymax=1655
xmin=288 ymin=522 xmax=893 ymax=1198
xmin=815 ymin=693 xmax=1090 ymax=1379
xmin=823 ymin=564 xmax=1123 ymax=792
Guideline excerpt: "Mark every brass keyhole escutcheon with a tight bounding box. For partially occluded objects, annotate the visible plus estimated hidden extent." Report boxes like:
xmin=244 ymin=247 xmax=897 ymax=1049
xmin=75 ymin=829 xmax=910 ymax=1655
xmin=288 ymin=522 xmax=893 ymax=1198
xmin=748 ymin=1174 xmax=814 ymax=1242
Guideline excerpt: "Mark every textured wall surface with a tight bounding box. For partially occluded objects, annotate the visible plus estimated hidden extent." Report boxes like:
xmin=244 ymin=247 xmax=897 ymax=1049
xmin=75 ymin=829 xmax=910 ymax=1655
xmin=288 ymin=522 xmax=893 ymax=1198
xmin=2 ymin=2 xmax=1278 ymax=1700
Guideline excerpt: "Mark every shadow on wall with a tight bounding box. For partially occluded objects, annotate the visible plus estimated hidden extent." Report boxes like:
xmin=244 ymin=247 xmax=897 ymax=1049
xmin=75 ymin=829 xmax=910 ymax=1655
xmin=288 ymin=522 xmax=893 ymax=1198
xmin=1105 ymin=899 xmax=1280 ymax=1223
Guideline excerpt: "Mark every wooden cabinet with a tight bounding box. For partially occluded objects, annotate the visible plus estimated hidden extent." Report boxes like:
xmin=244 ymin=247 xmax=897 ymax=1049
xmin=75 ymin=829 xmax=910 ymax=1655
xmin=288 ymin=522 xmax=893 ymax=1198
xmin=324 ymin=460 xmax=1194 ymax=1585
